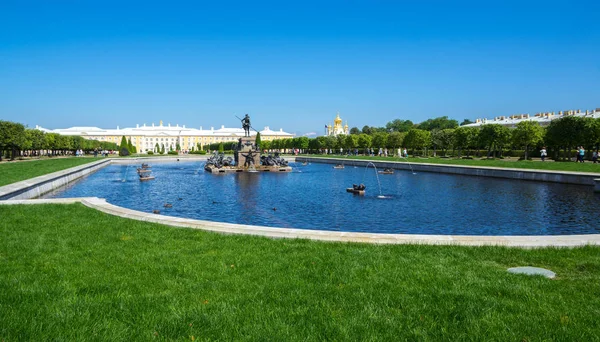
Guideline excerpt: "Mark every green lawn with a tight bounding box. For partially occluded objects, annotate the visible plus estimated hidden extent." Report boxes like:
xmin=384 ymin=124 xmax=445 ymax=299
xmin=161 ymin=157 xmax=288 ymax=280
xmin=1 ymin=204 xmax=599 ymax=340
xmin=0 ymin=158 xmax=100 ymax=187
xmin=307 ymin=154 xmax=600 ymax=173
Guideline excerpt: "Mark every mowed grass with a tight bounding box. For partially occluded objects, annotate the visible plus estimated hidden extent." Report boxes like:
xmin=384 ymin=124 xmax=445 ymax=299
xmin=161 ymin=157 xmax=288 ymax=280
xmin=310 ymin=154 xmax=600 ymax=173
xmin=1 ymin=204 xmax=599 ymax=340
xmin=0 ymin=158 xmax=99 ymax=186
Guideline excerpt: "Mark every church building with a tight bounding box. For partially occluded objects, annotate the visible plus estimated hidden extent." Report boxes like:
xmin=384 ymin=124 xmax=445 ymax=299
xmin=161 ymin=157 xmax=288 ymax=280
xmin=326 ymin=112 xmax=349 ymax=136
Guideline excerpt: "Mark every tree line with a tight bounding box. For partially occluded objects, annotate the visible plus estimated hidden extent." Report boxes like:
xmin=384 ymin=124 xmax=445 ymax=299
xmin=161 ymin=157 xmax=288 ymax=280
xmin=0 ymin=120 xmax=119 ymax=161
xmin=315 ymin=115 xmax=600 ymax=160
xmin=4 ymin=115 xmax=598 ymax=161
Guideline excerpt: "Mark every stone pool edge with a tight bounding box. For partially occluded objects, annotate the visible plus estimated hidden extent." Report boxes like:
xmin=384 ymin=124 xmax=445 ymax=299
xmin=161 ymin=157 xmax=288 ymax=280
xmin=1 ymin=197 xmax=599 ymax=248
xmin=297 ymin=156 xmax=600 ymax=188
xmin=0 ymin=156 xmax=208 ymax=200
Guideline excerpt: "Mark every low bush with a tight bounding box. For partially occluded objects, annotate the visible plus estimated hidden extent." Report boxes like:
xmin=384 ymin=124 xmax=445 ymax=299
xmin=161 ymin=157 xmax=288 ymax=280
xmin=147 ymin=151 xmax=154 ymax=155
xmin=167 ymin=151 xmax=178 ymax=155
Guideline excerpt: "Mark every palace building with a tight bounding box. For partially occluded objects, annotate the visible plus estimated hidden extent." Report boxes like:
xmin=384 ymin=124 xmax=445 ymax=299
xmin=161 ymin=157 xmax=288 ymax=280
xmin=462 ymin=108 xmax=600 ymax=128
xmin=326 ymin=112 xmax=349 ymax=136
xmin=36 ymin=121 xmax=294 ymax=153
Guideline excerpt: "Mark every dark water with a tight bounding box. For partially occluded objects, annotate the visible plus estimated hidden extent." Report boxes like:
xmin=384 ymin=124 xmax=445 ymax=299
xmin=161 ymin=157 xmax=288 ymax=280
xmin=43 ymin=161 xmax=600 ymax=235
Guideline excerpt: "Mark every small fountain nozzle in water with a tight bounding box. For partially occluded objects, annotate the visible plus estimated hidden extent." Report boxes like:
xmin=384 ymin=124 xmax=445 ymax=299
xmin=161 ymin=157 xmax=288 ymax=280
xmin=363 ymin=162 xmax=384 ymax=197
xmin=401 ymin=157 xmax=417 ymax=175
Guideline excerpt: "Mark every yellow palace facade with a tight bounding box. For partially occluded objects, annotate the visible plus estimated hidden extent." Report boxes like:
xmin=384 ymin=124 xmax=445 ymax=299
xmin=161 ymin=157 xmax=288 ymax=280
xmin=37 ymin=121 xmax=294 ymax=153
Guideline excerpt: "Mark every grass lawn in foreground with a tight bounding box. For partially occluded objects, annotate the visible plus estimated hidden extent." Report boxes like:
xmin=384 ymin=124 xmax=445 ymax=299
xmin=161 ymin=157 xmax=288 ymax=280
xmin=309 ymin=154 xmax=600 ymax=173
xmin=1 ymin=204 xmax=599 ymax=340
xmin=0 ymin=158 xmax=100 ymax=186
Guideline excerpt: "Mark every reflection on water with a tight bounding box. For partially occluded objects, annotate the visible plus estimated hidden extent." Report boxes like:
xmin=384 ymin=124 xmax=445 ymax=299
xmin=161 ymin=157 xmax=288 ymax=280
xmin=43 ymin=161 xmax=600 ymax=235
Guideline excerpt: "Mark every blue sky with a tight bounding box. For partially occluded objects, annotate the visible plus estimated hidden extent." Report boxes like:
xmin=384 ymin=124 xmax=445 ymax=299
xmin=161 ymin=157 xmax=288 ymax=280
xmin=1 ymin=0 xmax=598 ymax=136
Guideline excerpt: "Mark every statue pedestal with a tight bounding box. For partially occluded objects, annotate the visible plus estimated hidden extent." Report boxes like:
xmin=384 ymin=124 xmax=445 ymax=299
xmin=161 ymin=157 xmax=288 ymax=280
xmin=237 ymin=137 xmax=260 ymax=168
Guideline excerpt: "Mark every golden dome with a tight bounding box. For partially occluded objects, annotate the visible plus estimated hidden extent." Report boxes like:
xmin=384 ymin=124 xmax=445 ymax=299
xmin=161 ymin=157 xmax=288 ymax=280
xmin=334 ymin=112 xmax=342 ymax=124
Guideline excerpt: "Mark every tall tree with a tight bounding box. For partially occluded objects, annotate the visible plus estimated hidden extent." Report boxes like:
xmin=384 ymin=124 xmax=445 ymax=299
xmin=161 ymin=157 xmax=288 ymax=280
xmin=460 ymin=119 xmax=474 ymax=126
xmin=357 ymin=134 xmax=372 ymax=154
xmin=545 ymin=116 xmax=588 ymax=160
xmin=454 ymin=127 xmax=479 ymax=157
xmin=0 ymin=120 xmax=26 ymax=160
xmin=119 ymin=136 xmax=129 ymax=156
xmin=371 ymin=132 xmax=389 ymax=150
xmin=349 ymin=127 xmax=361 ymax=135
xmin=418 ymin=116 xmax=459 ymax=131
xmin=403 ymin=129 xmax=431 ymax=156
xmin=431 ymin=129 xmax=455 ymax=156
xmin=344 ymin=134 xmax=359 ymax=151
xmin=386 ymin=119 xmax=414 ymax=132
xmin=297 ymin=136 xmax=309 ymax=152
xmin=387 ymin=132 xmax=404 ymax=150
xmin=479 ymin=124 xmax=511 ymax=158
xmin=255 ymin=132 xmax=262 ymax=149
xmin=512 ymin=121 xmax=544 ymax=160
xmin=361 ymin=125 xmax=373 ymax=135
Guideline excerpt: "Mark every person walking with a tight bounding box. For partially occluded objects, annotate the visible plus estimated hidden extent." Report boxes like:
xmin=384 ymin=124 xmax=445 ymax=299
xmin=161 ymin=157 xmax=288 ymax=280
xmin=579 ymin=146 xmax=586 ymax=163
xmin=593 ymin=150 xmax=598 ymax=164
xmin=540 ymin=147 xmax=547 ymax=162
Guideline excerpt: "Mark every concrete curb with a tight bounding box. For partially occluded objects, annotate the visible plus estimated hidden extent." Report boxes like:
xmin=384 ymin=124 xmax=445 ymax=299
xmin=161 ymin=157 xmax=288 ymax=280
xmin=1 ymin=198 xmax=599 ymax=248
xmin=297 ymin=157 xmax=600 ymax=186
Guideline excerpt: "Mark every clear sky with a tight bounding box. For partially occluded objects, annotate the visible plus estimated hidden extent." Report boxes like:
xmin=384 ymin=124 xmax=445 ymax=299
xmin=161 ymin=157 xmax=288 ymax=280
xmin=1 ymin=0 xmax=599 ymax=136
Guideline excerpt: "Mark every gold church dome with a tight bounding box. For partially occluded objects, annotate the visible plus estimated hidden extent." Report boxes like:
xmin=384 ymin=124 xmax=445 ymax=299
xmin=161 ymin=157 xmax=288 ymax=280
xmin=334 ymin=112 xmax=342 ymax=124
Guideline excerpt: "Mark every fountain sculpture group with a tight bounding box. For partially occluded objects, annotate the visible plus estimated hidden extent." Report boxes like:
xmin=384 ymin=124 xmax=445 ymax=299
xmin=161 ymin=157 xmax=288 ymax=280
xmin=204 ymin=115 xmax=292 ymax=174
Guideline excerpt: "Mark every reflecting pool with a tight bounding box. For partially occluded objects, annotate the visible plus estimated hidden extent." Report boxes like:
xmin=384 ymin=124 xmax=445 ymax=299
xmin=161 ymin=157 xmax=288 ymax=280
xmin=44 ymin=161 xmax=600 ymax=235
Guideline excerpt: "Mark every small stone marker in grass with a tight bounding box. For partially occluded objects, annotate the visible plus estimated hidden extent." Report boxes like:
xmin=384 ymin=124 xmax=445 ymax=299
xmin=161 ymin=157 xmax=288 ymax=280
xmin=507 ymin=266 xmax=556 ymax=279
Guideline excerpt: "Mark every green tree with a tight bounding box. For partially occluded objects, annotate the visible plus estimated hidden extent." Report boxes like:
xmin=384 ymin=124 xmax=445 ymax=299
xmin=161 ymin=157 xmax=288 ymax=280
xmin=314 ymin=136 xmax=327 ymax=153
xmin=403 ymin=129 xmax=431 ymax=156
xmin=0 ymin=120 xmax=26 ymax=160
xmin=45 ymin=133 xmax=59 ymax=156
xmin=261 ymin=140 xmax=271 ymax=151
xmin=512 ymin=121 xmax=544 ymax=160
xmin=431 ymin=129 xmax=455 ymax=156
xmin=255 ymin=132 xmax=262 ymax=150
xmin=324 ymin=135 xmax=338 ymax=152
xmin=460 ymin=119 xmax=474 ymax=126
xmin=545 ymin=116 xmax=588 ymax=160
xmin=387 ymin=132 xmax=404 ymax=151
xmin=176 ymin=142 xmax=181 ymax=151
xmin=344 ymin=134 xmax=359 ymax=152
xmin=371 ymin=132 xmax=388 ymax=150
xmin=55 ymin=135 xmax=73 ymax=155
xmin=386 ymin=119 xmax=414 ymax=132
xmin=361 ymin=125 xmax=373 ymax=135
xmin=479 ymin=124 xmax=511 ymax=158
xmin=27 ymin=129 xmax=46 ymax=156
xmin=418 ymin=116 xmax=459 ymax=131
xmin=349 ymin=127 xmax=361 ymax=135
xmin=357 ymin=134 xmax=372 ymax=154
xmin=218 ymin=143 xmax=224 ymax=153
xmin=127 ymin=138 xmax=134 ymax=153
xmin=297 ymin=136 xmax=309 ymax=152
xmin=160 ymin=143 xmax=165 ymax=154
xmin=119 ymin=136 xmax=129 ymax=156
xmin=454 ymin=127 xmax=479 ymax=157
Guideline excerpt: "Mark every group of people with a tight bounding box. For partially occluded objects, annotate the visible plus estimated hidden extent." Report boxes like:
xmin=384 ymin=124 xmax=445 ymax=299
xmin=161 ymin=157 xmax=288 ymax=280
xmin=577 ymin=146 xmax=600 ymax=163
xmin=540 ymin=146 xmax=599 ymax=163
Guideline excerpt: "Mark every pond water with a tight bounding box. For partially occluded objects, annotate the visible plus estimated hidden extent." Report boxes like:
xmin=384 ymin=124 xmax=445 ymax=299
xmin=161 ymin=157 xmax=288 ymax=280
xmin=43 ymin=161 xmax=600 ymax=235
